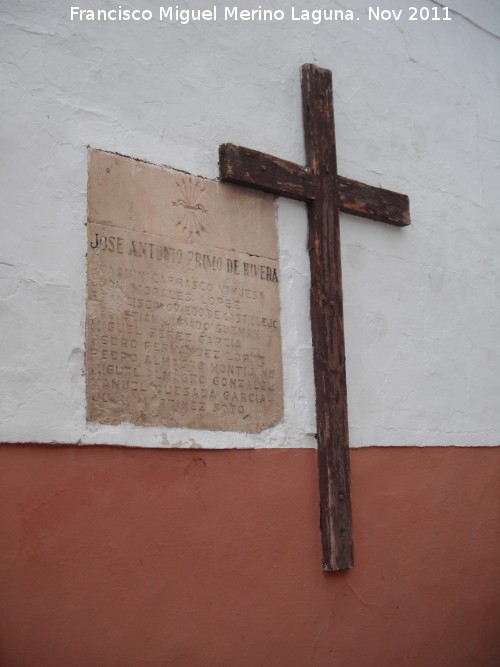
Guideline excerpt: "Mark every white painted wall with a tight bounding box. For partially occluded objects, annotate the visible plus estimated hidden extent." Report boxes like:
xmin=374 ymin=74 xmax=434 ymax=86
xmin=1 ymin=0 xmax=499 ymax=447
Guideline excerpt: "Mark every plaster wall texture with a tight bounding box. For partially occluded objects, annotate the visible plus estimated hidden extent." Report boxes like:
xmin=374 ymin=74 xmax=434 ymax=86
xmin=0 ymin=444 xmax=499 ymax=666
xmin=1 ymin=0 xmax=499 ymax=447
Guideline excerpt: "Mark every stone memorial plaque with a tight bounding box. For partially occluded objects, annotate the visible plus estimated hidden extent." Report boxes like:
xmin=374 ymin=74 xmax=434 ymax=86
xmin=86 ymin=149 xmax=283 ymax=432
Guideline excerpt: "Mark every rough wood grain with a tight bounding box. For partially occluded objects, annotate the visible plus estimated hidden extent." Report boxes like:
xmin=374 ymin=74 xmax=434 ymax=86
xmin=301 ymin=63 xmax=353 ymax=571
xmin=219 ymin=144 xmax=314 ymax=202
xmin=219 ymin=63 xmax=410 ymax=571
xmin=220 ymin=148 xmax=410 ymax=228
xmin=338 ymin=176 xmax=410 ymax=227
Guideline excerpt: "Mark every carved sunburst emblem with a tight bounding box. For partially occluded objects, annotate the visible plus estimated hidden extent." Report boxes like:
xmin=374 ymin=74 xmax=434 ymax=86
xmin=172 ymin=177 xmax=208 ymax=242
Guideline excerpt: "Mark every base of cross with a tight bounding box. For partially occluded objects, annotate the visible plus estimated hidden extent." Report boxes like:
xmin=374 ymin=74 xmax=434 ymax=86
xmin=219 ymin=64 xmax=410 ymax=571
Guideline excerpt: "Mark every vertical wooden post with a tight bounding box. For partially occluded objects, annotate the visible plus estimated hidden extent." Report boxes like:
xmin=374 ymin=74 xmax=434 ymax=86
xmin=302 ymin=64 xmax=353 ymax=570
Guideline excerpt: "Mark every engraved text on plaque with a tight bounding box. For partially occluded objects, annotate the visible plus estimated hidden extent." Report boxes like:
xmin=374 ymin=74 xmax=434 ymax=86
xmin=86 ymin=150 xmax=283 ymax=432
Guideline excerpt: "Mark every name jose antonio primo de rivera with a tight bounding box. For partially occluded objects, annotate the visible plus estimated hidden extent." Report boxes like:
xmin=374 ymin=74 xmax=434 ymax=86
xmin=70 ymin=5 xmax=452 ymax=24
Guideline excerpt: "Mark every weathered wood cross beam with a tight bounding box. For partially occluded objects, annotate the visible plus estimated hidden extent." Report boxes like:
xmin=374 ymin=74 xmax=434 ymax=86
xmin=219 ymin=64 xmax=410 ymax=571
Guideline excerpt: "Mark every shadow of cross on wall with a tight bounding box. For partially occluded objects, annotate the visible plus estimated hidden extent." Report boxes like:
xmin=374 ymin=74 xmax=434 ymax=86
xmin=219 ymin=63 xmax=410 ymax=572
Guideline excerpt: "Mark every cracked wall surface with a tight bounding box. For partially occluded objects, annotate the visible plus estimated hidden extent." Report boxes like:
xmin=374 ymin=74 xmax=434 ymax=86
xmin=1 ymin=0 xmax=499 ymax=447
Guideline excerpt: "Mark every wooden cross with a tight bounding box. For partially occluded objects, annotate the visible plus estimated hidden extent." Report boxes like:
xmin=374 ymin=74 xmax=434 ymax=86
xmin=219 ymin=64 xmax=410 ymax=571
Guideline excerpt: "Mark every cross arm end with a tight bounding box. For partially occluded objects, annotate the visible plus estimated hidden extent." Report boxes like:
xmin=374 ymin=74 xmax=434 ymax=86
xmin=219 ymin=143 xmax=314 ymax=202
xmin=338 ymin=176 xmax=411 ymax=227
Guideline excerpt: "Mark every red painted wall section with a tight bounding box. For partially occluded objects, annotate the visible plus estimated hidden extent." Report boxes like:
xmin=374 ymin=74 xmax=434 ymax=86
xmin=0 ymin=445 xmax=499 ymax=667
